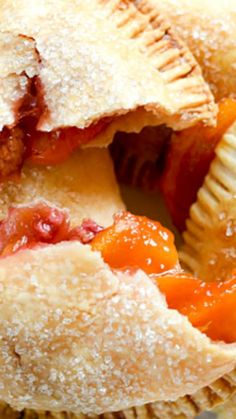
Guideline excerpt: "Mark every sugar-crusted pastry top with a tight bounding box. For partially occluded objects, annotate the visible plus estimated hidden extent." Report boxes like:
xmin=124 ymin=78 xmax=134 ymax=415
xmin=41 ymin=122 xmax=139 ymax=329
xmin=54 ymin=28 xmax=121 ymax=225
xmin=0 ymin=0 xmax=216 ymax=133
xmin=0 ymin=242 xmax=235 ymax=414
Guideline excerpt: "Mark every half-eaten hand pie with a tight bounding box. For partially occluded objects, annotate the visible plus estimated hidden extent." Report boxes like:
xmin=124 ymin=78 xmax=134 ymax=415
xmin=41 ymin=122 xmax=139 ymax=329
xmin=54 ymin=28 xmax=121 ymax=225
xmin=0 ymin=203 xmax=234 ymax=414
xmin=0 ymin=0 xmax=216 ymax=181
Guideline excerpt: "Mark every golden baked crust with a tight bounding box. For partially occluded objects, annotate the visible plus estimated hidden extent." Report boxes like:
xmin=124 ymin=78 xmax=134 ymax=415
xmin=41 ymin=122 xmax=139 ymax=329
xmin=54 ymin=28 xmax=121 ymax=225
xmin=154 ymin=0 xmax=236 ymax=100
xmin=0 ymin=243 xmax=235 ymax=414
xmin=180 ymin=121 xmax=236 ymax=280
xmin=0 ymin=148 xmax=124 ymax=227
xmin=0 ymin=0 xmax=216 ymax=138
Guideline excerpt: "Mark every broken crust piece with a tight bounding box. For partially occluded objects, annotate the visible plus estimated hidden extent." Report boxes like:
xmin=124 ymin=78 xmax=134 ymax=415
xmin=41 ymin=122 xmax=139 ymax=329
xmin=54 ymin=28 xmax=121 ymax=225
xmin=0 ymin=0 xmax=216 ymax=140
xmin=0 ymin=242 xmax=235 ymax=414
xmin=0 ymin=148 xmax=125 ymax=227
xmin=155 ymin=0 xmax=236 ymax=101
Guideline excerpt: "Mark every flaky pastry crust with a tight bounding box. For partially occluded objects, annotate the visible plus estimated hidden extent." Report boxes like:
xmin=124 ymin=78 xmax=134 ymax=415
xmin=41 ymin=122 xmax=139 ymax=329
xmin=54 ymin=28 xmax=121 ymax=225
xmin=154 ymin=0 xmax=236 ymax=100
xmin=0 ymin=0 xmax=216 ymax=137
xmin=0 ymin=242 xmax=235 ymax=414
xmin=0 ymin=148 xmax=124 ymax=227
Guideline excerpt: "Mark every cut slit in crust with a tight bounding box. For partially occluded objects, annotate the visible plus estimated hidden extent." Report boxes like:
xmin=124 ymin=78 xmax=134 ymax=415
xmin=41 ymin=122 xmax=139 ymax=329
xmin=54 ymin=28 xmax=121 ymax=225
xmin=0 ymin=0 xmax=216 ymax=140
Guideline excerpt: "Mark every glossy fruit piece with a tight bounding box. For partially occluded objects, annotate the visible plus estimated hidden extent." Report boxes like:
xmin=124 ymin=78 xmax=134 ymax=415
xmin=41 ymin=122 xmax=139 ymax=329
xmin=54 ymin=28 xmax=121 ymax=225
xmin=160 ymin=98 xmax=236 ymax=231
xmin=91 ymin=211 xmax=179 ymax=275
xmin=157 ymin=273 xmax=236 ymax=343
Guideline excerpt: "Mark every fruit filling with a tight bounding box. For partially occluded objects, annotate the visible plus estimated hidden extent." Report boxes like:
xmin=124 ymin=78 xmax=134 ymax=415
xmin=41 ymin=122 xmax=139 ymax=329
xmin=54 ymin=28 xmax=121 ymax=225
xmin=157 ymin=273 xmax=236 ymax=343
xmin=1 ymin=203 xmax=235 ymax=343
xmin=160 ymin=98 xmax=236 ymax=231
xmin=91 ymin=211 xmax=179 ymax=275
xmin=0 ymin=77 xmax=110 ymax=179
xmin=0 ymin=203 xmax=103 ymax=257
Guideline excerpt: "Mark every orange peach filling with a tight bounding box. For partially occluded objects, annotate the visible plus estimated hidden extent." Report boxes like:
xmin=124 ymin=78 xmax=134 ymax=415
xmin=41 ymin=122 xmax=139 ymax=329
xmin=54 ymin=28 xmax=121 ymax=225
xmin=91 ymin=211 xmax=179 ymax=275
xmin=0 ymin=203 xmax=235 ymax=343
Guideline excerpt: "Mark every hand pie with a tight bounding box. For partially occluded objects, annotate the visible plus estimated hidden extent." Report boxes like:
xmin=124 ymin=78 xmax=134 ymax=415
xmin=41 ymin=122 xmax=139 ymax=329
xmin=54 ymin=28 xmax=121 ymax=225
xmin=0 ymin=0 xmax=217 ymax=180
xmin=0 ymin=205 xmax=234 ymax=414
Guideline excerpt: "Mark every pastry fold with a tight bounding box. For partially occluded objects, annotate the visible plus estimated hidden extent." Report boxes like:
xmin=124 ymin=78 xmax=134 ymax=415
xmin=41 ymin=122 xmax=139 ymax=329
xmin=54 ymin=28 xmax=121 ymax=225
xmin=0 ymin=0 xmax=216 ymax=137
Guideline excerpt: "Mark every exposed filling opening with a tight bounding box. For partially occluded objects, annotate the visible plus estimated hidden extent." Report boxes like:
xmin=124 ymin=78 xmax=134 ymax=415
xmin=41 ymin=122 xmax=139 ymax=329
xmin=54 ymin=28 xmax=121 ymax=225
xmin=160 ymin=98 xmax=236 ymax=231
xmin=1 ymin=77 xmax=111 ymax=179
xmin=110 ymin=98 xmax=236 ymax=231
xmin=1 ymin=202 xmax=235 ymax=344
